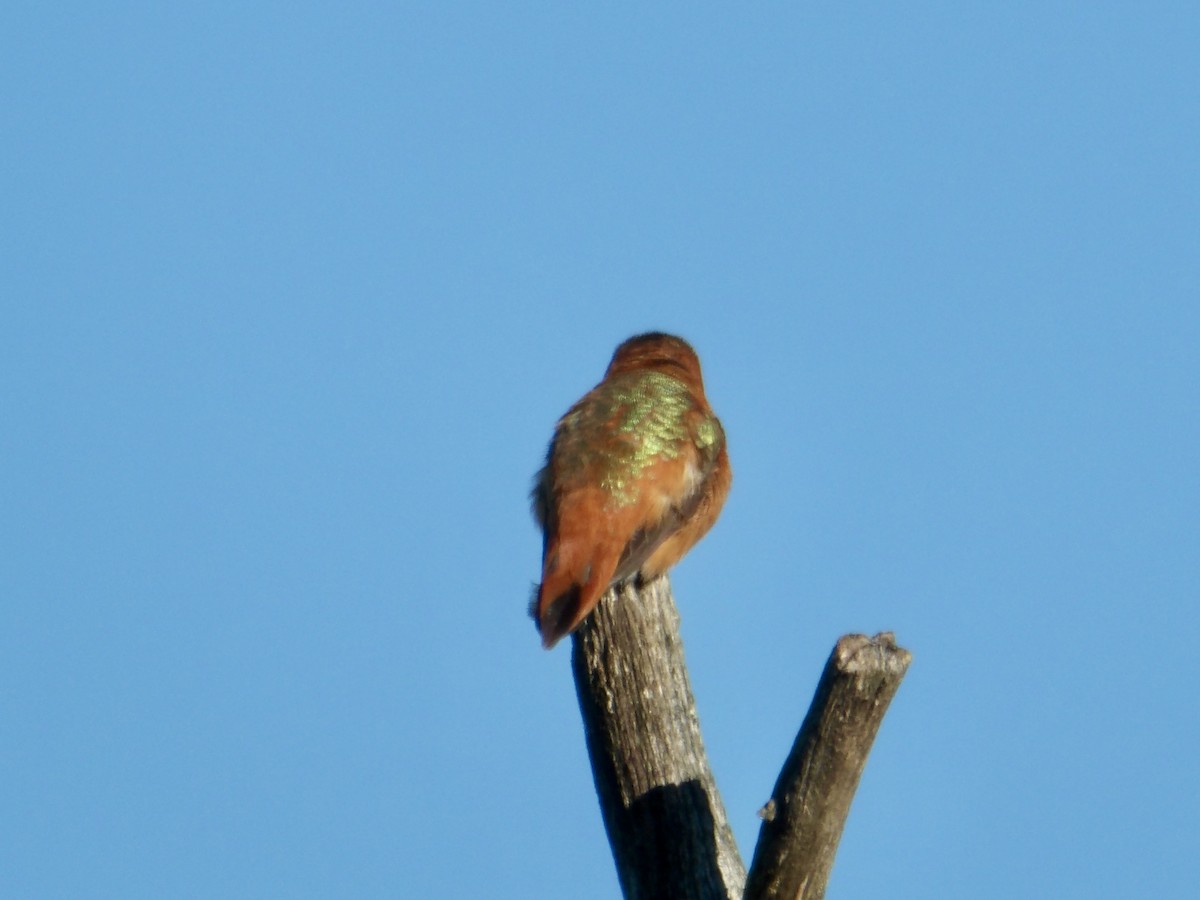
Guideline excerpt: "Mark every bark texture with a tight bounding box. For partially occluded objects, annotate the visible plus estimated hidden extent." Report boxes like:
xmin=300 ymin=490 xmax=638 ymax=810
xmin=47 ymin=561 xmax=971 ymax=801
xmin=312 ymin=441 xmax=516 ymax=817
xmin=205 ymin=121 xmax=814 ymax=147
xmin=568 ymin=575 xmax=911 ymax=900
xmin=743 ymin=632 xmax=912 ymax=900
xmin=571 ymin=576 xmax=746 ymax=900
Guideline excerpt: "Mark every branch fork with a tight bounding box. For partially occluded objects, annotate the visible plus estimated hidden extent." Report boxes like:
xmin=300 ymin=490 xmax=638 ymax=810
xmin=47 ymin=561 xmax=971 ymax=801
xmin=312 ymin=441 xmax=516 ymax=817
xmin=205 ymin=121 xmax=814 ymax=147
xmin=569 ymin=577 xmax=911 ymax=900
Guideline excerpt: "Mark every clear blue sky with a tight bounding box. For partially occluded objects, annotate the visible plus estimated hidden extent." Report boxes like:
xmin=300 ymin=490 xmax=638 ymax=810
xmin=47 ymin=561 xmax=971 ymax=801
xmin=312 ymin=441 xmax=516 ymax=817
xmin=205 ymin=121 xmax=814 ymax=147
xmin=3 ymin=4 xmax=1197 ymax=898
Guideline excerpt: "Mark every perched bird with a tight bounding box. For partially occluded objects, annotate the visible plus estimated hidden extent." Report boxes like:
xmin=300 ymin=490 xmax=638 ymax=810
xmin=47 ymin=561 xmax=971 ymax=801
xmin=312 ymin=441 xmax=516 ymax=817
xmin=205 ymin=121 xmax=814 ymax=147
xmin=531 ymin=332 xmax=731 ymax=648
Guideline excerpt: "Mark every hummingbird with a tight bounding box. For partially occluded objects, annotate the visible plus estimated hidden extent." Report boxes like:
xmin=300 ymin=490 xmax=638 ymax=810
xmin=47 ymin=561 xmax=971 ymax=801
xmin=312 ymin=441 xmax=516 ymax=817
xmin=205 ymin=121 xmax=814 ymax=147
xmin=531 ymin=332 xmax=731 ymax=649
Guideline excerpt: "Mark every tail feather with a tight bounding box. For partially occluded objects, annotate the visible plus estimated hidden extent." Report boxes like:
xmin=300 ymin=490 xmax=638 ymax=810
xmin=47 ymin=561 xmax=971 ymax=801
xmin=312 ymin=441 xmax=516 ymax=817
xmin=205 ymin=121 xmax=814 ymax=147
xmin=534 ymin=536 xmax=621 ymax=648
xmin=535 ymin=582 xmax=584 ymax=649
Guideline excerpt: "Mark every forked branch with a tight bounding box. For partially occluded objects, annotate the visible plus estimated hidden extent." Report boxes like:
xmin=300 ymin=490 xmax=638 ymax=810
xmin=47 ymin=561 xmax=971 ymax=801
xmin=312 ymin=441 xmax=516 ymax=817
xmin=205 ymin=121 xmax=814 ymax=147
xmin=569 ymin=576 xmax=910 ymax=900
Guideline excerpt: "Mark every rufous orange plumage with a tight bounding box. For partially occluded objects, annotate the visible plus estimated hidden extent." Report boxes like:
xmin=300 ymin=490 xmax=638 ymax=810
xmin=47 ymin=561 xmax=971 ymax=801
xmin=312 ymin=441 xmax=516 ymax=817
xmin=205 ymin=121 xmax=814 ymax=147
xmin=531 ymin=332 xmax=731 ymax=648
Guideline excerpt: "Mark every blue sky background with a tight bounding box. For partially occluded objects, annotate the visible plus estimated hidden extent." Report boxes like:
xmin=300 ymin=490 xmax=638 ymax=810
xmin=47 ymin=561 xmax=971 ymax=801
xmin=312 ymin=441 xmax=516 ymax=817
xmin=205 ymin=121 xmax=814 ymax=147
xmin=3 ymin=3 xmax=1197 ymax=898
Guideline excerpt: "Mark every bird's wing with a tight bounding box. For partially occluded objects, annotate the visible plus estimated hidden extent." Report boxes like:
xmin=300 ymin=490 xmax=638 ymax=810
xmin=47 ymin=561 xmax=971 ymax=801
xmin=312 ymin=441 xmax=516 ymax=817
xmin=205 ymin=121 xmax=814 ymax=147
xmin=608 ymin=411 xmax=726 ymax=585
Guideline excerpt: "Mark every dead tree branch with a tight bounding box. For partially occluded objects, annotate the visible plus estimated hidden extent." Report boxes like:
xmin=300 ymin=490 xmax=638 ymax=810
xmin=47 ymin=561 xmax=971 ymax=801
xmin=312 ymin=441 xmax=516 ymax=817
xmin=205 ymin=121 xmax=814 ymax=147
xmin=569 ymin=577 xmax=910 ymax=900
xmin=743 ymin=632 xmax=912 ymax=900
xmin=571 ymin=576 xmax=746 ymax=900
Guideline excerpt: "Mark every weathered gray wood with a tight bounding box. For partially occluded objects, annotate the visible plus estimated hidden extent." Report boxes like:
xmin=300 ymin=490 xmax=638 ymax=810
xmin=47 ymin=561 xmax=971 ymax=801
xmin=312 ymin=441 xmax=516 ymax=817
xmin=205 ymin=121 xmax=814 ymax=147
xmin=743 ymin=632 xmax=912 ymax=900
xmin=570 ymin=576 xmax=746 ymax=900
xmin=569 ymin=578 xmax=910 ymax=900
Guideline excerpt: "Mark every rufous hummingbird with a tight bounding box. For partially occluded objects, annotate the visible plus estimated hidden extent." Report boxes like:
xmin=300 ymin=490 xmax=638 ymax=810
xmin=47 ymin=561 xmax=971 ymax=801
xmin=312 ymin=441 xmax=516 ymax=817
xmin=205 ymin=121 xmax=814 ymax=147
xmin=531 ymin=332 xmax=731 ymax=648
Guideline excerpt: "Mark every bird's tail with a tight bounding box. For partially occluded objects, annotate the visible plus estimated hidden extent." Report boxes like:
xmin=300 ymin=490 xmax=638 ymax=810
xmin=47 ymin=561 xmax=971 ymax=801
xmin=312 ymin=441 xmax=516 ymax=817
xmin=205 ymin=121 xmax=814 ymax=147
xmin=533 ymin=537 xmax=617 ymax=648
